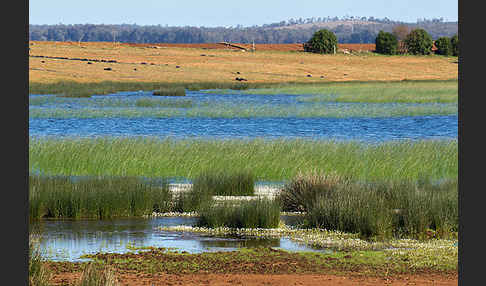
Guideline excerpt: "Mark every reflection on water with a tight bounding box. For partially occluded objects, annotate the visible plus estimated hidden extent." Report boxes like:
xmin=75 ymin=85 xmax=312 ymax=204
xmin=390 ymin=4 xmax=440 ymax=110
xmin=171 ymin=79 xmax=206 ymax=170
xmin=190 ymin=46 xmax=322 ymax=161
xmin=31 ymin=216 xmax=324 ymax=262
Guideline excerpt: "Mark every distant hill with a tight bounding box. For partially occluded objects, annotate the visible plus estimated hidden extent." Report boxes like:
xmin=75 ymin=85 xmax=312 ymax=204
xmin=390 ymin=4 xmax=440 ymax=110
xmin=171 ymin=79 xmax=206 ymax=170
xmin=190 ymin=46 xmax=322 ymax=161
xmin=29 ymin=17 xmax=458 ymax=44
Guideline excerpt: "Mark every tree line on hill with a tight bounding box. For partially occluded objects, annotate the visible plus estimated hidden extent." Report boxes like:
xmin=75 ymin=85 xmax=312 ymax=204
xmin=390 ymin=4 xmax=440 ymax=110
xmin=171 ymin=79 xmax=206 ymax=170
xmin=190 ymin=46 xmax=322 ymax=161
xmin=304 ymin=26 xmax=458 ymax=56
xmin=29 ymin=16 xmax=457 ymax=44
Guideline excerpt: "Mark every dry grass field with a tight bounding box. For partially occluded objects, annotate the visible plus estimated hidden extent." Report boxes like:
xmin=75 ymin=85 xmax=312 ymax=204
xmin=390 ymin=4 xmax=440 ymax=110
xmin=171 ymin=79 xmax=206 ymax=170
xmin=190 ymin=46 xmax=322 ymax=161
xmin=29 ymin=41 xmax=458 ymax=85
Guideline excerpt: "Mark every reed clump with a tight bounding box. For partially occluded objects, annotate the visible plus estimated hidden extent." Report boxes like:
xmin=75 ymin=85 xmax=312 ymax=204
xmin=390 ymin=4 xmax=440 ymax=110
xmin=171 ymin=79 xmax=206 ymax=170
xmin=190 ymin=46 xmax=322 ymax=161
xmin=279 ymin=172 xmax=458 ymax=240
xmin=197 ymin=198 xmax=281 ymax=228
xmin=29 ymin=175 xmax=173 ymax=220
xmin=174 ymin=170 xmax=255 ymax=212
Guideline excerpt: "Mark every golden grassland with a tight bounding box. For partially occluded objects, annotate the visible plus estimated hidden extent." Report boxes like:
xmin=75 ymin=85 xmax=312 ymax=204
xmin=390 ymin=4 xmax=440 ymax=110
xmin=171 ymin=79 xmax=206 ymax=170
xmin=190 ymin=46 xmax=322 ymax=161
xmin=29 ymin=41 xmax=458 ymax=84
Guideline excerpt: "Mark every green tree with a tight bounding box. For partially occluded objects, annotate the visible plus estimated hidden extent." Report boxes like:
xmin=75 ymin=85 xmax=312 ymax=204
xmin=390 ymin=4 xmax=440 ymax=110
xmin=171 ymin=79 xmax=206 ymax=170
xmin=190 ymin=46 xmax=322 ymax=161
xmin=450 ymin=34 xmax=459 ymax=56
xmin=434 ymin=37 xmax=452 ymax=56
xmin=304 ymin=29 xmax=338 ymax=54
xmin=375 ymin=31 xmax=398 ymax=55
xmin=404 ymin=29 xmax=433 ymax=55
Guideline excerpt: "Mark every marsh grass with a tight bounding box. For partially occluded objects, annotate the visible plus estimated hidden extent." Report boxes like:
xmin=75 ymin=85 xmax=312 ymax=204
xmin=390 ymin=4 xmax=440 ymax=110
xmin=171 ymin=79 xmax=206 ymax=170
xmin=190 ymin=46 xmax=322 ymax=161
xmin=75 ymin=263 xmax=120 ymax=286
xmin=29 ymin=233 xmax=51 ymax=286
xmin=215 ymin=80 xmax=458 ymax=104
xmin=29 ymin=175 xmax=173 ymax=220
xmin=193 ymin=171 xmax=255 ymax=196
xmin=279 ymin=172 xmax=458 ymax=240
xmin=134 ymin=98 xmax=192 ymax=108
xmin=153 ymin=86 xmax=186 ymax=96
xmin=278 ymin=171 xmax=350 ymax=212
xmin=29 ymin=95 xmax=193 ymax=108
xmin=174 ymin=170 xmax=255 ymax=212
xmin=29 ymin=137 xmax=458 ymax=182
xmin=197 ymin=199 xmax=281 ymax=228
xmin=29 ymin=81 xmax=274 ymax=98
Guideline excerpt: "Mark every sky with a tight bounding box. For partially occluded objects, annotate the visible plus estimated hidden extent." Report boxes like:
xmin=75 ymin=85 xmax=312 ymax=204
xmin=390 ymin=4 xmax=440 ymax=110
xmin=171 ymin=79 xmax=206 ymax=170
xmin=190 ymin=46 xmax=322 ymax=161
xmin=29 ymin=0 xmax=458 ymax=27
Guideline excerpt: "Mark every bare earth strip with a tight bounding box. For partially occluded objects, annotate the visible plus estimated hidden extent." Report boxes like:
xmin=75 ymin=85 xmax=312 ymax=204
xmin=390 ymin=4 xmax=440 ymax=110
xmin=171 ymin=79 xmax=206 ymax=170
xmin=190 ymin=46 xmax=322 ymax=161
xmin=29 ymin=41 xmax=458 ymax=84
xmin=50 ymin=272 xmax=458 ymax=286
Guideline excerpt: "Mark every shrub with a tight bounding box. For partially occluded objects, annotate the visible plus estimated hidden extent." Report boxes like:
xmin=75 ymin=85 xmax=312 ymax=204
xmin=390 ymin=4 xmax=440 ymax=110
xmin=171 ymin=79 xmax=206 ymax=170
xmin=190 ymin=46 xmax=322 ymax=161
xmin=304 ymin=29 xmax=338 ymax=54
xmin=375 ymin=31 xmax=399 ymax=55
xmin=450 ymin=34 xmax=459 ymax=56
xmin=435 ymin=37 xmax=452 ymax=56
xmin=404 ymin=29 xmax=433 ymax=55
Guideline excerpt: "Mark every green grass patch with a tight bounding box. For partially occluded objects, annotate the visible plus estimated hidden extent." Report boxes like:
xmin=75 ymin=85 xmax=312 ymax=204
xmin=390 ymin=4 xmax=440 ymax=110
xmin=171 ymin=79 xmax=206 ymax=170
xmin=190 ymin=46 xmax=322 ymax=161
xmin=29 ymin=137 xmax=458 ymax=182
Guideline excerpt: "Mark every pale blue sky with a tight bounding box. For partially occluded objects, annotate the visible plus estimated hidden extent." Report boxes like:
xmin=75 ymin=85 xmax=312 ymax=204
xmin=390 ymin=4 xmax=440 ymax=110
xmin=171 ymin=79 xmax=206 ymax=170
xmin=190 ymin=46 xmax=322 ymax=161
xmin=29 ymin=0 xmax=458 ymax=26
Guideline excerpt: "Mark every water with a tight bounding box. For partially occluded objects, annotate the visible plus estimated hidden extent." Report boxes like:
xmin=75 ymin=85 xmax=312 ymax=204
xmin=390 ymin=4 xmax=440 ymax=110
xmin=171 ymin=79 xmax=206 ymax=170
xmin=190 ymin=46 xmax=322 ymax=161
xmin=29 ymin=91 xmax=457 ymax=142
xmin=31 ymin=216 xmax=324 ymax=262
xmin=29 ymin=115 xmax=457 ymax=142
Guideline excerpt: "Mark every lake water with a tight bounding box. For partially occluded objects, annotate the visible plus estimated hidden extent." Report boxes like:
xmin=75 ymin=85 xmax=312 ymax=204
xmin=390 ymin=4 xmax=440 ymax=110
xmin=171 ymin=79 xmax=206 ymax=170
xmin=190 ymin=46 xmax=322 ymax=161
xmin=31 ymin=216 xmax=324 ymax=262
xmin=29 ymin=91 xmax=457 ymax=142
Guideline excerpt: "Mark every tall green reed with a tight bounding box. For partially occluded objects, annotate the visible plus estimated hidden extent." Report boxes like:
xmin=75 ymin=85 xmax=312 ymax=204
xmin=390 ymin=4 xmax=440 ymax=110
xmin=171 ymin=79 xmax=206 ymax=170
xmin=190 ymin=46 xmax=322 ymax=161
xmin=29 ymin=137 xmax=458 ymax=182
xmin=279 ymin=172 xmax=458 ymax=240
xmin=29 ymin=175 xmax=172 ymax=219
